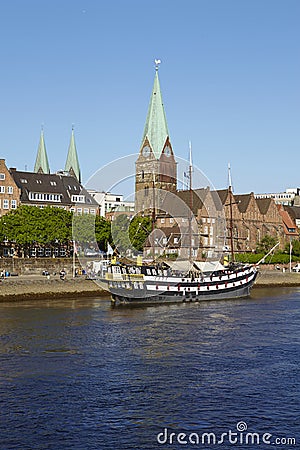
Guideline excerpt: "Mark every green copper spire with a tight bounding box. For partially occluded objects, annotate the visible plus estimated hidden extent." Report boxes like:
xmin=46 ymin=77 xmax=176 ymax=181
xmin=34 ymin=128 xmax=50 ymax=174
xmin=65 ymin=127 xmax=81 ymax=183
xmin=142 ymin=63 xmax=169 ymax=159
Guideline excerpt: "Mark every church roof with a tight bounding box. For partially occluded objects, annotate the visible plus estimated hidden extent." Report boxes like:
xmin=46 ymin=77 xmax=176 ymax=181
xmin=256 ymin=197 xmax=273 ymax=215
xmin=142 ymin=68 xmax=169 ymax=159
xmin=215 ymin=189 xmax=229 ymax=205
xmin=234 ymin=193 xmax=253 ymax=213
xmin=34 ymin=129 xmax=50 ymax=174
xmin=65 ymin=128 xmax=81 ymax=183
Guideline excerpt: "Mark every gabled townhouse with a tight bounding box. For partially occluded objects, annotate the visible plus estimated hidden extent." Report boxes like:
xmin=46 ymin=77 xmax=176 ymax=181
xmin=0 ymin=159 xmax=21 ymax=217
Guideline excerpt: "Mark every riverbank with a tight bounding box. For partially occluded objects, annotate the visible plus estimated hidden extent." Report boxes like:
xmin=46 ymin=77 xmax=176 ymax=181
xmin=0 ymin=269 xmax=300 ymax=302
xmin=254 ymin=269 xmax=300 ymax=288
xmin=0 ymin=274 xmax=106 ymax=302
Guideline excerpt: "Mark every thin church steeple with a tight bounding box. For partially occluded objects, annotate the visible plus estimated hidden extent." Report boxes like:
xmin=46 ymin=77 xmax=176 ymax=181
xmin=65 ymin=127 xmax=81 ymax=183
xmin=142 ymin=60 xmax=169 ymax=159
xmin=135 ymin=61 xmax=177 ymax=214
xmin=34 ymin=128 xmax=50 ymax=174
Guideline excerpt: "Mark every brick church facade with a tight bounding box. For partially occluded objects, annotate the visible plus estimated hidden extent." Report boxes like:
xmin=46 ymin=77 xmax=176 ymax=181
xmin=135 ymin=64 xmax=298 ymax=259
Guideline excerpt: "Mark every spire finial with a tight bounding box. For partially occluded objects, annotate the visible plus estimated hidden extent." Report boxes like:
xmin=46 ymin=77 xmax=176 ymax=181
xmin=154 ymin=58 xmax=161 ymax=71
xmin=228 ymin=162 xmax=233 ymax=190
xmin=189 ymin=140 xmax=193 ymax=168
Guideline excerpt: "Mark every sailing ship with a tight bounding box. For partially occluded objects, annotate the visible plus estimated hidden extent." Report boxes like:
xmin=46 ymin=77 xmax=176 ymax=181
xmin=105 ymin=260 xmax=257 ymax=306
xmin=103 ymin=154 xmax=257 ymax=306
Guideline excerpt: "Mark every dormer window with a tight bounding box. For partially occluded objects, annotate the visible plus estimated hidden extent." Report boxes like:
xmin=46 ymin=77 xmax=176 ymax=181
xmin=71 ymin=195 xmax=85 ymax=203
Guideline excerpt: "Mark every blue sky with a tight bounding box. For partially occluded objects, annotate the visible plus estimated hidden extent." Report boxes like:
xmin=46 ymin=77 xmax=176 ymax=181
xmin=0 ymin=0 xmax=299 ymax=194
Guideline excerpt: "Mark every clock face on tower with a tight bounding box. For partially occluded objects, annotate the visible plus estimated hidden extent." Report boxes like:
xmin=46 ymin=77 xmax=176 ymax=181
xmin=142 ymin=146 xmax=150 ymax=157
xmin=164 ymin=146 xmax=171 ymax=157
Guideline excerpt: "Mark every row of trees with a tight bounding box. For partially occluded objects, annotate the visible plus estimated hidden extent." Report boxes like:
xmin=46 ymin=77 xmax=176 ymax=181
xmin=1 ymin=206 xmax=299 ymax=261
xmin=0 ymin=205 xmax=151 ymax=256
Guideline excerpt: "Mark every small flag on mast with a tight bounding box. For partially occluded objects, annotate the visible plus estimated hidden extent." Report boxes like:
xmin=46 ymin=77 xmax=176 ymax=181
xmin=107 ymin=242 xmax=114 ymax=256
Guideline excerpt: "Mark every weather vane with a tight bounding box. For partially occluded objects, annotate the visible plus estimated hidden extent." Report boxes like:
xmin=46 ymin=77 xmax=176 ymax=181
xmin=154 ymin=59 xmax=161 ymax=71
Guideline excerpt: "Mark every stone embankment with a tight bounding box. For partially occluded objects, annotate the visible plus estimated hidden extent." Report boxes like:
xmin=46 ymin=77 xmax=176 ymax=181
xmin=254 ymin=269 xmax=300 ymax=288
xmin=0 ymin=269 xmax=299 ymax=302
xmin=0 ymin=274 xmax=106 ymax=302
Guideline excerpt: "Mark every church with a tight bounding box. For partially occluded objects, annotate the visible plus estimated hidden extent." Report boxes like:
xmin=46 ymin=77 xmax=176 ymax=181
xmin=134 ymin=63 xmax=298 ymax=259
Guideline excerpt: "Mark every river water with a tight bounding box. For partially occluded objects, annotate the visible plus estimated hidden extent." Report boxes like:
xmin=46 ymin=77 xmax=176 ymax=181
xmin=0 ymin=288 xmax=299 ymax=450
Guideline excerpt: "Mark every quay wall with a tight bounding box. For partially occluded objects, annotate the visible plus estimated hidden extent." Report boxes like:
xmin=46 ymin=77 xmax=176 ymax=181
xmin=0 ymin=256 xmax=92 ymax=276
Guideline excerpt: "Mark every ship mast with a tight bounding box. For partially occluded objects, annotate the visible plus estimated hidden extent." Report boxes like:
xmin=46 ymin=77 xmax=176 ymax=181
xmin=188 ymin=141 xmax=193 ymax=261
xmin=228 ymin=163 xmax=235 ymax=262
xmin=152 ymin=170 xmax=156 ymax=261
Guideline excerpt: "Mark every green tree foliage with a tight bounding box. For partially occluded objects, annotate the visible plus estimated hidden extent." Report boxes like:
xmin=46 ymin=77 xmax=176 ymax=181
xmin=0 ymin=206 xmax=152 ymax=256
xmin=73 ymin=214 xmax=97 ymax=244
xmin=256 ymin=234 xmax=277 ymax=253
xmin=0 ymin=206 xmax=113 ymax=254
xmin=110 ymin=215 xmax=152 ymax=255
xmin=0 ymin=205 xmax=73 ymax=245
xmin=111 ymin=214 xmax=131 ymax=255
xmin=95 ymin=216 xmax=112 ymax=252
xmin=129 ymin=216 xmax=151 ymax=252
xmin=235 ymin=252 xmax=298 ymax=264
xmin=285 ymin=239 xmax=300 ymax=257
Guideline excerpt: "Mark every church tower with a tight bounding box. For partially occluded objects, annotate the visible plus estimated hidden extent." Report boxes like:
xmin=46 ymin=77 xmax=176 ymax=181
xmin=65 ymin=127 xmax=81 ymax=183
xmin=135 ymin=62 xmax=177 ymax=213
xmin=34 ymin=128 xmax=50 ymax=174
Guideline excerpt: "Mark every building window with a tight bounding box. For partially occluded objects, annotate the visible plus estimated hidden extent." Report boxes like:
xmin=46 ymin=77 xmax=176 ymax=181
xmin=70 ymin=207 xmax=75 ymax=213
xmin=0 ymin=173 xmax=5 ymax=180
xmin=161 ymin=218 xmax=165 ymax=224
xmin=0 ymin=186 xmax=5 ymax=193
xmin=144 ymin=186 xmax=149 ymax=197
xmin=77 ymin=208 xmax=82 ymax=215
xmin=11 ymin=200 xmax=17 ymax=209
xmin=84 ymin=208 xmax=89 ymax=214
xmin=28 ymin=192 xmax=61 ymax=202
xmin=36 ymin=180 xmax=42 ymax=184
xmin=7 ymin=186 xmax=13 ymax=194
xmin=71 ymin=195 xmax=85 ymax=203
xmin=170 ymin=218 xmax=174 ymax=223
xmin=50 ymin=181 xmax=56 ymax=186
xmin=3 ymin=199 xmax=9 ymax=209
xmin=90 ymin=209 xmax=96 ymax=215
xmin=20 ymin=178 xmax=27 ymax=183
